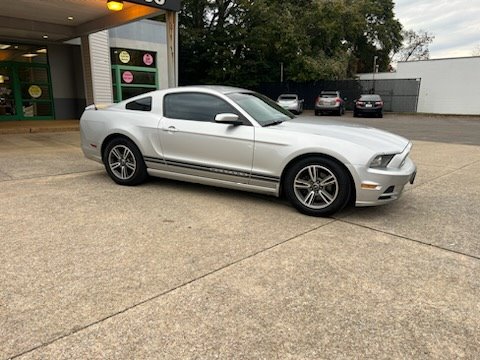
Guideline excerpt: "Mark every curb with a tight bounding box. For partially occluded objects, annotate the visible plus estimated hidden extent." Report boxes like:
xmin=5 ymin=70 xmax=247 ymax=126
xmin=0 ymin=126 xmax=79 ymax=135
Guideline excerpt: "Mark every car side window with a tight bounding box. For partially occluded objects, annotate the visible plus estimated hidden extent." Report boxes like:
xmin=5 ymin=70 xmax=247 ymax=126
xmin=126 ymin=97 xmax=152 ymax=111
xmin=164 ymin=92 xmax=247 ymax=124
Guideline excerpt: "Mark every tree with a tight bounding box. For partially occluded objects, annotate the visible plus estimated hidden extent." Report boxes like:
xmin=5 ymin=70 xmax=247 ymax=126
xmin=348 ymin=0 xmax=403 ymax=73
xmin=393 ymin=30 xmax=434 ymax=62
xmin=178 ymin=0 xmax=404 ymax=86
xmin=472 ymin=44 xmax=480 ymax=56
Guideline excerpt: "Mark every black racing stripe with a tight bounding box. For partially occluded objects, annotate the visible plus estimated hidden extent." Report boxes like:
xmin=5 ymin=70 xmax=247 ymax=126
xmin=143 ymin=156 xmax=279 ymax=183
xmin=251 ymin=174 xmax=280 ymax=182
xmin=144 ymin=156 xmax=165 ymax=165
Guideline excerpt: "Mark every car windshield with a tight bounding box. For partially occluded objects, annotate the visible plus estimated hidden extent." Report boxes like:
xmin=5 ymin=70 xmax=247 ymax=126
xmin=228 ymin=92 xmax=294 ymax=126
xmin=279 ymin=95 xmax=297 ymax=101
xmin=360 ymin=95 xmax=382 ymax=101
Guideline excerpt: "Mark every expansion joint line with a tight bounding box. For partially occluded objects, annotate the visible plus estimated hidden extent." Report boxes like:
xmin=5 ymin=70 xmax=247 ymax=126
xmin=337 ymin=218 xmax=480 ymax=261
xmin=9 ymin=219 xmax=337 ymax=359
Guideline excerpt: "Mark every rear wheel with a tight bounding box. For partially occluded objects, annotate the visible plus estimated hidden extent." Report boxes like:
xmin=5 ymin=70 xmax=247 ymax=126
xmin=284 ymin=157 xmax=351 ymax=216
xmin=314 ymin=110 xmax=320 ymax=116
xmin=103 ymin=138 xmax=147 ymax=186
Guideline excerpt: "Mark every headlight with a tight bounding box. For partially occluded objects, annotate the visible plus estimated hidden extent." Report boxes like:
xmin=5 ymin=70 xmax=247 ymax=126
xmin=370 ymin=154 xmax=395 ymax=168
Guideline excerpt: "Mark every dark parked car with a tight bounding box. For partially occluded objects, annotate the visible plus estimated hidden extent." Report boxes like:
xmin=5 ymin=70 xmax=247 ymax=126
xmin=354 ymin=94 xmax=384 ymax=118
xmin=315 ymin=91 xmax=345 ymax=116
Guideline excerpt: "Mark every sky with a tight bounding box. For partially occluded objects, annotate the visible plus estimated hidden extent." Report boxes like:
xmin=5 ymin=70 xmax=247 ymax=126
xmin=394 ymin=0 xmax=480 ymax=59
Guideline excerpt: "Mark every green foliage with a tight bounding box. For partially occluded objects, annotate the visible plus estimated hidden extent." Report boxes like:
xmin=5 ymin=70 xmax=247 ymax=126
xmin=179 ymin=0 xmax=404 ymax=86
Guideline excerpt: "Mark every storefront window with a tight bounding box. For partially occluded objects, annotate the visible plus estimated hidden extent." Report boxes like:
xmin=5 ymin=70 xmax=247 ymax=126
xmin=111 ymin=48 xmax=158 ymax=102
xmin=0 ymin=43 xmax=54 ymax=120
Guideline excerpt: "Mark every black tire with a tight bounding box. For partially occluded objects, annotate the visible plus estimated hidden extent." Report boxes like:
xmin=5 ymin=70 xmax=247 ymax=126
xmin=353 ymin=111 xmax=358 ymax=117
xmin=284 ymin=156 xmax=351 ymax=217
xmin=103 ymin=137 xmax=147 ymax=186
xmin=337 ymin=108 xmax=342 ymax=116
xmin=378 ymin=112 xmax=383 ymax=118
xmin=314 ymin=110 xmax=320 ymax=116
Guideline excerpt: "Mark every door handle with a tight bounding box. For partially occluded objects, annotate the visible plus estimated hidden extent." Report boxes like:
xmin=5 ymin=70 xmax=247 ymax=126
xmin=163 ymin=126 xmax=178 ymax=133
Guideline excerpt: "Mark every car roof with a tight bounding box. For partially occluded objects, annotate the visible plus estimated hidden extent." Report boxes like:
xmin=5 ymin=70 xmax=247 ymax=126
xmin=360 ymin=94 xmax=382 ymax=98
xmin=180 ymin=85 xmax=251 ymax=94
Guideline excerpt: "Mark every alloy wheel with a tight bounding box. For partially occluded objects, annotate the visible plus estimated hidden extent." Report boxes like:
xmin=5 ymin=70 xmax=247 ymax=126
xmin=108 ymin=145 xmax=137 ymax=180
xmin=293 ymin=165 xmax=339 ymax=209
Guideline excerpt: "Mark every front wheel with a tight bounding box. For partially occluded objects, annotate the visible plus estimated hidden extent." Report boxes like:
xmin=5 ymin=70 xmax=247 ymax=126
xmin=284 ymin=157 xmax=351 ymax=216
xmin=103 ymin=138 xmax=147 ymax=186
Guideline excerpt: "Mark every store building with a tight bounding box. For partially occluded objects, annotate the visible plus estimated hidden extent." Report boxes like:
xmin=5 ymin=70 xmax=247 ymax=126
xmin=357 ymin=56 xmax=480 ymax=115
xmin=0 ymin=0 xmax=180 ymax=122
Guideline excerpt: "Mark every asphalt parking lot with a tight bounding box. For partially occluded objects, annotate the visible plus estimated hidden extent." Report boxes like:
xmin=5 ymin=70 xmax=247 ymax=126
xmin=1 ymin=114 xmax=479 ymax=359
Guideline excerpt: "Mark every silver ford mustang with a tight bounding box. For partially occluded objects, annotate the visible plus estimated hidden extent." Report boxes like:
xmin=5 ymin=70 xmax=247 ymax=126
xmin=80 ymin=86 xmax=416 ymax=216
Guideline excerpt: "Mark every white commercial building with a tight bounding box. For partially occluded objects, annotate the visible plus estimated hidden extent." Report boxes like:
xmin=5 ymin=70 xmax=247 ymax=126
xmin=358 ymin=57 xmax=480 ymax=115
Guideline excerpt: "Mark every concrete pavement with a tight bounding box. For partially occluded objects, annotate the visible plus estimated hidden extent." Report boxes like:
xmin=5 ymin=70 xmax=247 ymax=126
xmin=0 ymin=127 xmax=479 ymax=359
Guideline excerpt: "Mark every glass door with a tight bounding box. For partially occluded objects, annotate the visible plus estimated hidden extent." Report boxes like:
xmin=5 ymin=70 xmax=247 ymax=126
xmin=0 ymin=65 xmax=16 ymax=120
xmin=0 ymin=42 xmax=54 ymax=121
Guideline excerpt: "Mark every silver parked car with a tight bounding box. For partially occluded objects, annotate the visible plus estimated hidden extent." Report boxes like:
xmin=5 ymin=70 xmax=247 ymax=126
xmin=277 ymin=94 xmax=304 ymax=114
xmin=80 ymin=86 xmax=416 ymax=216
xmin=315 ymin=90 xmax=345 ymax=116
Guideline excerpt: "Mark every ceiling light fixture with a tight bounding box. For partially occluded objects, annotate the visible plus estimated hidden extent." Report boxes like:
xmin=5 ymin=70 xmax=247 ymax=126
xmin=0 ymin=75 xmax=4 ymax=84
xmin=0 ymin=44 xmax=11 ymax=50
xmin=107 ymin=0 xmax=124 ymax=11
xmin=67 ymin=16 xmax=74 ymax=21
xmin=37 ymin=48 xmax=48 ymax=54
xmin=22 ymin=53 xmax=38 ymax=58
xmin=43 ymin=35 xmax=49 ymax=39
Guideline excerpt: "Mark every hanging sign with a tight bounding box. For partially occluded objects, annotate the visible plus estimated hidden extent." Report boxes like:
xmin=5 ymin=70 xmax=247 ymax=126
xmin=122 ymin=71 xmax=134 ymax=84
xmin=143 ymin=53 xmax=154 ymax=66
xmin=28 ymin=85 xmax=42 ymax=99
xmin=126 ymin=0 xmax=181 ymax=12
xmin=119 ymin=51 xmax=131 ymax=64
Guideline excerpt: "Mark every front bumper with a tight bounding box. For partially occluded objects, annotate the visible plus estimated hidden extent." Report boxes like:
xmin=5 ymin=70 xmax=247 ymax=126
xmin=349 ymin=157 xmax=417 ymax=207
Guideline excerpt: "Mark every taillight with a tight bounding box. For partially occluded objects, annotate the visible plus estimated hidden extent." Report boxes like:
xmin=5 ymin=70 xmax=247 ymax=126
xmin=315 ymin=96 xmax=320 ymax=105
xmin=335 ymin=98 xmax=341 ymax=103
xmin=375 ymin=101 xmax=383 ymax=106
xmin=356 ymin=101 xmax=365 ymax=106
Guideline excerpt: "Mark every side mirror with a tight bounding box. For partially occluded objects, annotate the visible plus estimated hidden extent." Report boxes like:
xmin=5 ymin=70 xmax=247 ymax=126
xmin=215 ymin=113 xmax=243 ymax=125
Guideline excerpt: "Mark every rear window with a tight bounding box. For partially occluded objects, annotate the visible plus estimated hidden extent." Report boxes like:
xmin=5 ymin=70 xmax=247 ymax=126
xmin=126 ymin=96 xmax=152 ymax=111
xmin=279 ymin=95 xmax=297 ymax=100
xmin=360 ymin=95 xmax=382 ymax=101
xmin=320 ymin=94 xmax=336 ymax=98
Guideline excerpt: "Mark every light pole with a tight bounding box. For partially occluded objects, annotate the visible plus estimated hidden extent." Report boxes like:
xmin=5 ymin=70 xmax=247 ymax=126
xmin=372 ymin=56 xmax=378 ymax=93
xmin=280 ymin=62 xmax=284 ymax=83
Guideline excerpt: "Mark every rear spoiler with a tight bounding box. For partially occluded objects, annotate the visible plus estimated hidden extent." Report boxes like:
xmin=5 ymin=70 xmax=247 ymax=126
xmin=85 ymin=103 xmax=112 ymax=111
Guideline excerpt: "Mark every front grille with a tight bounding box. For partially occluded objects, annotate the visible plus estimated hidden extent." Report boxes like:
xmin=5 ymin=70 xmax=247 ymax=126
xmin=378 ymin=186 xmax=395 ymax=200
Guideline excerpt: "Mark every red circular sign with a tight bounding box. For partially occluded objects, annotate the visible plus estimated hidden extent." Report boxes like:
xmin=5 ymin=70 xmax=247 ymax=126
xmin=143 ymin=53 xmax=154 ymax=66
xmin=122 ymin=71 xmax=134 ymax=84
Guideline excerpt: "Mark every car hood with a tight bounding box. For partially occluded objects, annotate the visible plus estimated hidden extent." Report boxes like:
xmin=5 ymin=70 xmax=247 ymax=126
xmin=273 ymin=117 xmax=410 ymax=153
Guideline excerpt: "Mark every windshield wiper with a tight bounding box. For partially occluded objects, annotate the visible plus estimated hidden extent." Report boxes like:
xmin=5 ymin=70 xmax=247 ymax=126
xmin=263 ymin=120 xmax=285 ymax=127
